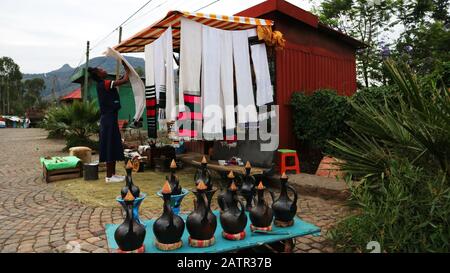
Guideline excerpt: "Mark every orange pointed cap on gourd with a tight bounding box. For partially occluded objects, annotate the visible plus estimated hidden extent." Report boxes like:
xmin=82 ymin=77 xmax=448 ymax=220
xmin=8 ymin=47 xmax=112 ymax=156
xmin=162 ymin=180 xmax=172 ymax=194
xmin=257 ymin=181 xmax=265 ymax=190
xmin=245 ymin=161 xmax=252 ymax=169
xmin=197 ymin=180 xmax=207 ymax=191
xmin=124 ymin=190 xmax=135 ymax=201
xmin=230 ymin=181 xmax=238 ymax=191
xmin=227 ymin=171 xmax=235 ymax=179
xmin=201 ymin=156 xmax=207 ymax=164
xmin=281 ymin=172 xmax=288 ymax=179
xmin=126 ymin=160 xmax=133 ymax=169
xmin=170 ymin=159 xmax=177 ymax=169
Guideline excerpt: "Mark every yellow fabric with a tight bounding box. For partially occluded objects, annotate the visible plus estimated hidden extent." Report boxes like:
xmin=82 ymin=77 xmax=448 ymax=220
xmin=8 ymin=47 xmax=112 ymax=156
xmin=256 ymin=26 xmax=286 ymax=50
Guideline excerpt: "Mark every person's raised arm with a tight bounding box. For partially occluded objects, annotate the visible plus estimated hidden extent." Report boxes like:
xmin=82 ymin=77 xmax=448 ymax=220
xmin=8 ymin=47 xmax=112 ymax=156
xmin=113 ymin=61 xmax=130 ymax=87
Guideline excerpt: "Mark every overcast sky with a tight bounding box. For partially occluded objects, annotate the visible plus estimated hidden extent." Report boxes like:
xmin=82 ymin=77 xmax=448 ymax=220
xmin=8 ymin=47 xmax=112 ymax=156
xmin=0 ymin=0 xmax=313 ymax=74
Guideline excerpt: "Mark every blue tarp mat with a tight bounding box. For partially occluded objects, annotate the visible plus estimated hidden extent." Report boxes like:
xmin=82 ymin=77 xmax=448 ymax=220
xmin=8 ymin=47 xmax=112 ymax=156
xmin=105 ymin=210 xmax=320 ymax=253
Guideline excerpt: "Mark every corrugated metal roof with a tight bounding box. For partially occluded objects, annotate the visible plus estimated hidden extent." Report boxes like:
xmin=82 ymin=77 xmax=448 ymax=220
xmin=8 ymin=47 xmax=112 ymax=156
xmin=114 ymin=10 xmax=274 ymax=53
xmin=60 ymin=88 xmax=81 ymax=101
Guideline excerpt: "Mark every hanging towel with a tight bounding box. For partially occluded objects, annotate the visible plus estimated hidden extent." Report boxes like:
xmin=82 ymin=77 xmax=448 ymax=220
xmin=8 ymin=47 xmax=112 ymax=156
xmin=153 ymin=32 xmax=166 ymax=116
xmin=164 ymin=27 xmax=176 ymax=122
xmin=219 ymin=29 xmax=236 ymax=140
xmin=202 ymin=25 xmax=223 ymax=140
xmin=247 ymin=28 xmax=274 ymax=106
xmin=179 ymin=17 xmax=202 ymax=112
xmin=144 ymin=43 xmax=157 ymax=138
xmin=104 ymin=47 xmax=145 ymax=126
xmin=232 ymin=30 xmax=258 ymax=126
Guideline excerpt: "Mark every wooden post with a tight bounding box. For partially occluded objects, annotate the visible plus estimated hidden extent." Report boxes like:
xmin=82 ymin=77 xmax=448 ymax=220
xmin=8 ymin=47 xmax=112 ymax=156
xmin=83 ymin=41 xmax=90 ymax=102
xmin=115 ymin=27 xmax=123 ymax=80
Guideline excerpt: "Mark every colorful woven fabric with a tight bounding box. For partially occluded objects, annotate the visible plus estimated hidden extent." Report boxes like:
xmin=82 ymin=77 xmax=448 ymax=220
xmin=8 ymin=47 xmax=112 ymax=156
xmin=188 ymin=236 xmax=215 ymax=248
xmin=178 ymin=94 xmax=202 ymax=139
xmin=274 ymin=219 xmax=294 ymax=227
xmin=116 ymin=245 xmax=145 ymax=253
xmin=222 ymin=231 xmax=246 ymax=241
xmin=145 ymin=85 xmax=157 ymax=138
xmin=250 ymin=224 xmax=272 ymax=232
xmin=155 ymin=240 xmax=183 ymax=251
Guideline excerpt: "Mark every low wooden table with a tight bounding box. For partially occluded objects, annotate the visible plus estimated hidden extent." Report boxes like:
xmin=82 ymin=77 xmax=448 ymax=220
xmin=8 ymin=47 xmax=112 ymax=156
xmin=178 ymin=153 xmax=267 ymax=176
xmin=105 ymin=211 xmax=320 ymax=253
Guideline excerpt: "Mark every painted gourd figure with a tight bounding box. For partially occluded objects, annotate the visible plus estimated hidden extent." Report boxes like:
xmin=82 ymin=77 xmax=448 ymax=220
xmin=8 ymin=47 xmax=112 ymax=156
xmin=219 ymin=179 xmax=247 ymax=240
xmin=240 ymin=161 xmax=256 ymax=210
xmin=186 ymin=181 xmax=217 ymax=247
xmin=121 ymin=160 xmax=140 ymax=199
xmin=194 ymin=156 xmax=212 ymax=190
xmin=153 ymin=180 xmax=185 ymax=250
xmin=167 ymin=159 xmax=182 ymax=195
xmin=271 ymin=173 xmax=298 ymax=227
xmin=249 ymin=181 xmax=274 ymax=230
xmin=114 ymin=191 xmax=146 ymax=252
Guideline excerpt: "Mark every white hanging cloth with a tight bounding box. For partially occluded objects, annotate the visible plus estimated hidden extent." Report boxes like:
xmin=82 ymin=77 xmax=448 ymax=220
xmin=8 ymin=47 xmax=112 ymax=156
xmin=220 ymin=29 xmax=236 ymax=136
xmin=104 ymin=47 xmax=145 ymax=126
xmin=178 ymin=17 xmax=203 ymax=112
xmin=247 ymin=28 xmax=274 ymax=106
xmin=164 ymin=27 xmax=175 ymax=122
xmin=202 ymin=25 xmax=223 ymax=140
xmin=232 ymin=30 xmax=258 ymax=125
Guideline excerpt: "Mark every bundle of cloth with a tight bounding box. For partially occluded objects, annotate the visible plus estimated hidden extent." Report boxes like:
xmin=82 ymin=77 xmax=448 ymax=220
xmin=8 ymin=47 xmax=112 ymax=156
xmin=104 ymin=47 xmax=145 ymax=128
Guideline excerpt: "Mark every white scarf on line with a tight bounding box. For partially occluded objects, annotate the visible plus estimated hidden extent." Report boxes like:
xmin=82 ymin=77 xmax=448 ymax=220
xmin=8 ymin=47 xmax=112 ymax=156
xmin=247 ymin=28 xmax=274 ymax=106
xmin=232 ymin=30 xmax=258 ymax=125
xmin=178 ymin=17 xmax=202 ymax=112
xmin=201 ymin=25 xmax=223 ymax=140
xmin=104 ymin=47 xmax=145 ymax=126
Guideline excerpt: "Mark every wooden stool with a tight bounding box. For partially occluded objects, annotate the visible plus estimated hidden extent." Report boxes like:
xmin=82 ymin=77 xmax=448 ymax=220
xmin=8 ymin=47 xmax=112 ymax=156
xmin=277 ymin=149 xmax=300 ymax=175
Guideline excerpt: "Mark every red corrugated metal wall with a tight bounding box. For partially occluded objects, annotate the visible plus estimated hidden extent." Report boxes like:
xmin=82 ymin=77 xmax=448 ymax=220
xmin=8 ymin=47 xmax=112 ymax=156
xmin=276 ymin=41 xmax=357 ymax=149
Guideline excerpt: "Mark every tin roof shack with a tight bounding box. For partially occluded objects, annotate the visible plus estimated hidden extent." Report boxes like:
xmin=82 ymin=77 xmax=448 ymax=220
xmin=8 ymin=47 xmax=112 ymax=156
xmin=70 ymin=69 xmax=148 ymax=129
xmin=59 ymin=88 xmax=81 ymax=104
xmin=236 ymin=0 xmax=365 ymax=149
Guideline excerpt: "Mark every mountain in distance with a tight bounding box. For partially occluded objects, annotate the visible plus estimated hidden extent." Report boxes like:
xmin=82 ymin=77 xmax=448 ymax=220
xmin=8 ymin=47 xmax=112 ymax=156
xmin=22 ymin=56 xmax=145 ymax=99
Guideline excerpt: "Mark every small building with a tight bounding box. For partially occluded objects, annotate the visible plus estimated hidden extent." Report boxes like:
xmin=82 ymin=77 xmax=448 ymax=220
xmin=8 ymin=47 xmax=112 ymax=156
xmin=236 ymin=0 xmax=365 ymax=149
xmin=70 ymin=69 xmax=148 ymax=129
xmin=59 ymin=88 xmax=81 ymax=104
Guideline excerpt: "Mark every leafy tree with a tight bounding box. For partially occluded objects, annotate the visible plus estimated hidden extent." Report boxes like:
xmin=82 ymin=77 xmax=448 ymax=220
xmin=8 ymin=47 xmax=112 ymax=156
xmin=313 ymin=0 xmax=396 ymax=87
xmin=0 ymin=57 xmax=22 ymax=114
xmin=23 ymin=78 xmax=46 ymax=110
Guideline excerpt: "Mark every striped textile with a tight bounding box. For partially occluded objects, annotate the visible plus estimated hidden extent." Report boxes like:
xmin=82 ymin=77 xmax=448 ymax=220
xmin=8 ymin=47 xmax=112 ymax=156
xmin=116 ymin=245 xmax=145 ymax=253
xmin=145 ymin=86 xmax=157 ymax=138
xmin=250 ymin=224 xmax=273 ymax=232
xmin=114 ymin=10 xmax=274 ymax=53
xmin=222 ymin=231 xmax=246 ymax=241
xmin=178 ymin=94 xmax=202 ymax=139
xmin=188 ymin=236 xmax=216 ymax=248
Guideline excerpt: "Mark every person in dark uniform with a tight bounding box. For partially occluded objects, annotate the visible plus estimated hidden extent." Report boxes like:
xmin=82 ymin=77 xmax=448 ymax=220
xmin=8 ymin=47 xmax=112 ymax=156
xmin=88 ymin=64 xmax=129 ymax=183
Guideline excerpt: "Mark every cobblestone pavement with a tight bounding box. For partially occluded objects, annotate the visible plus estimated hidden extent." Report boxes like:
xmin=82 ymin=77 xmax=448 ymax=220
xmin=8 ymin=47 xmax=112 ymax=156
xmin=0 ymin=128 xmax=351 ymax=253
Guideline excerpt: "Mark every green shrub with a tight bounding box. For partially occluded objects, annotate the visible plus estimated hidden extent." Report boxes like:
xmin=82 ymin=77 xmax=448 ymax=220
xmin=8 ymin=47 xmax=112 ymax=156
xmin=328 ymin=60 xmax=450 ymax=252
xmin=290 ymin=89 xmax=352 ymax=153
xmin=41 ymin=101 xmax=100 ymax=150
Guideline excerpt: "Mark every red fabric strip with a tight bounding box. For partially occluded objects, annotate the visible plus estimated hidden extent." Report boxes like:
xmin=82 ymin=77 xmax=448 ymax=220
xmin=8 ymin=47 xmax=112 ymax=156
xmin=177 ymin=112 xmax=203 ymax=121
xmin=146 ymin=100 xmax=156 ymax=107
xmin=183 ymin=95 xmax=201 ymax=104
